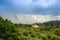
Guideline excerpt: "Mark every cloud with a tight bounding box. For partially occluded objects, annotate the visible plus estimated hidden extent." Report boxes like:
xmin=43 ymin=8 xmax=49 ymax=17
xmin=1 ymin=13 xmax=60 ymax=24
xmin=7 ymin=0 xmax=33 ymax=7
xmin=3 ymin=0 xmax=58 ymax=15
xmin=0 ymin=12 xmax=18 ymax=23
xmin=0 ymin=0 xmax=59 ymax=24
xmin=7 ymin=0 xmax=56 ymax=8
xmin=34 ymin=0 xmax=56 ymax=8
xmin=16 ymin=14 xmax=60 ymax=24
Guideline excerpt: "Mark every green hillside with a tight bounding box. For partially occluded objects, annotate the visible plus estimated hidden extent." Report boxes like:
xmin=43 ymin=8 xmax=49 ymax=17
xmin=0 ymin=16 xmax=60 ymax=40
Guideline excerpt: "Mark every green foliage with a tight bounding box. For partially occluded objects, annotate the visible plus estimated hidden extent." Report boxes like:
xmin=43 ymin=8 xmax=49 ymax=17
xmin=0 ymin=16 xmax=60 ymax=40
xmin=51 ymin=35 xmax=60 ymax=40
xmin=0 ymin=16 xmax=18 ymax=40
xmin=54 ymin=30 xmax=60 ymax=36
xmin=23 ymin=31 xmax=29 ymax=36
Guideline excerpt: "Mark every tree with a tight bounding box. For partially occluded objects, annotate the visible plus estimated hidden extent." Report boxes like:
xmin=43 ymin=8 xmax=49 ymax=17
xmin=0 ymin=16 xmax=18 ymax=40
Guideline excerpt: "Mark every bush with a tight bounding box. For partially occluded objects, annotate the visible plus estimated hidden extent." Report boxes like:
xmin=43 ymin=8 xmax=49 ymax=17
xmin=51 ymin=35 xmax=60 ymax=40
xmin=54 ymin=30 xmax=60 ymax=36
xmin=23 ymin=32 xmax=29 ymax=36
xmin=0 ymin=16 xmax=18 ymax=40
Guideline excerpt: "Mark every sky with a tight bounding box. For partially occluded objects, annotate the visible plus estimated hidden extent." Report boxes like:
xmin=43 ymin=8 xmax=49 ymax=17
xmin=0 ymin=0 xmax=60 ymax=24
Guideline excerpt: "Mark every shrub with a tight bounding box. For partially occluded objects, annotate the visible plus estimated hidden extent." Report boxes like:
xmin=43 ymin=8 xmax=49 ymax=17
xmin=51 ymin=35 xmax=60 ymax=40
xmin=54 ymin=30 xmax=60 ymax=36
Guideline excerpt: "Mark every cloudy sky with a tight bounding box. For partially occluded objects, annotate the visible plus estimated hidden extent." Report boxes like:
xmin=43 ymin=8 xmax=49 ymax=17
xmin=0 ymin=0 xmax=60 ymax=24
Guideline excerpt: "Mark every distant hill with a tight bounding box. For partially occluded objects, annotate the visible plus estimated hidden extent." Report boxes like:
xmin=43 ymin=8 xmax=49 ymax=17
xmin=42 ymin=21 xmax=60 ymax=26
xmin=14 ymin=20 xmax=60 ymax=27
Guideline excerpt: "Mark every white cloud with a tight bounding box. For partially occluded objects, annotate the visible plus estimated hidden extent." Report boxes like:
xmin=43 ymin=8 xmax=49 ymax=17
xmin=16 ymin=14 xmax=60 ymax=24
xmin=7 ymin=0 xmax=57 ymax=8
xmin=0 ymin=12 xmax=18 ymax=23
xmin=34 ymin=0 xmax=56 ymax=8
xmin=1 ymin=13 xmax=60 ymax=24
